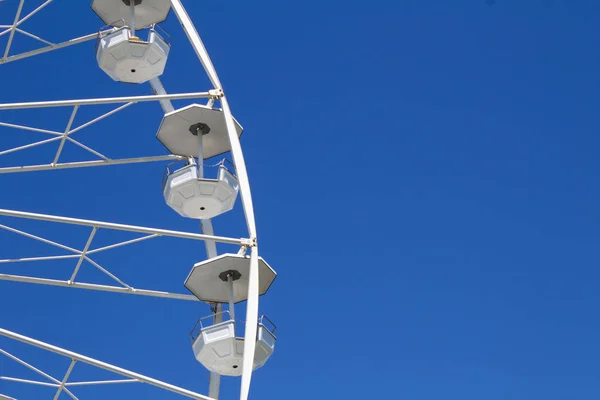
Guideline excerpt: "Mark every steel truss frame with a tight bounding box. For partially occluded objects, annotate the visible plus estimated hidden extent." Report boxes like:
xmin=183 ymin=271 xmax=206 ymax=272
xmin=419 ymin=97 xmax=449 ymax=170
xmin=0 ymin=327 xmax=212 ymax=400
xmin=0 ymin=1 xmax=263 ymax=400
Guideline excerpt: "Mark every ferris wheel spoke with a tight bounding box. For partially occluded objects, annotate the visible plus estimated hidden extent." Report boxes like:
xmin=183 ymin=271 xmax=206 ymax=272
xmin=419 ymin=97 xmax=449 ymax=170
xmin=0 ymin=154 xmax=184 ymax=174
xmin=0 ymin=121 xmax=62 ymax=136
xmin=0 ymin=348 xmax=80 ymax=400
xmin=69 ymin=227 xmax=97 ymax=283
xmin=0 ymin=136 xmax=63 ymax=157
xmin=0 ymin=328 xmax=214 ymax=400
xmin=0 ymin=223 xmax=82 ymax=255
xmin=68 ymin=102 xmax=134 ymax=135
xmin=2 ymin=0 xmax=24 ymax=60
xmin=16 ymin=0 xmax=54 ymax=28
xmin=14 ymin=28 xmax=54 ymax=46
xmin=65 ymin=137 xmax=110 ymax=161
xmin=83 ymin=257 xmax=132 ymax=289
xmin=1 ymin=1 xmax=277 ymax=399
xmin=52 ymin=106 xmax=79 ymax=165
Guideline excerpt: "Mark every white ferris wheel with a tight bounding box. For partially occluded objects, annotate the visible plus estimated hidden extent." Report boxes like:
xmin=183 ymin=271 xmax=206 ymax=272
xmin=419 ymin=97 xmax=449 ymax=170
xmin=0 ymin=1 xmax=276 ymax=399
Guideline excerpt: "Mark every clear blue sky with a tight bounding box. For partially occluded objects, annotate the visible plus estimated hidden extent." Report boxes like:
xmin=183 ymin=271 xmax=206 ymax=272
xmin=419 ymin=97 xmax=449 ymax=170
xmin=1 ymin=0 xmax=600 ymax=399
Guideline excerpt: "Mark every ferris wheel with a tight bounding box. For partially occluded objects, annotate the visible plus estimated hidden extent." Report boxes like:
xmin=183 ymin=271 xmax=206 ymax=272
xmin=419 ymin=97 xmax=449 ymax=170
xmin=0 ymin=1 xmax=276 ymax=399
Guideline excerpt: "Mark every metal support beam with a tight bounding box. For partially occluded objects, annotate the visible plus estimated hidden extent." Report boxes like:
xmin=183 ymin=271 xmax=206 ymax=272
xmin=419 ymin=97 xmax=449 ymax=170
xmin=170 ymin=3 xmax=260 ymax=399
xmin=53 ymin=360 xmax=76 ymax=400
xmin=0 ymin=208 xmax=245 ymax=244
xmin=3 ymin=0 xmax=25 ymax=60
xmin=0 ymin=274 xmax=200 ymax=301
xmin=0 ymin=92 xmax=210 ymax=110
xmin=0 ymin=328 xmax=214 ymax=400
xmin=200 ymin=218 xmax=222 ymax=399
xmin=149 ymin=78 xmax=175 ymax=113
xmin=0 ymin=349 xmax=79 ymax=400
xmin=0 ymin=155 xmax=184 ymax=174
xmin=0 ymin=30 xmax=113 ymax=65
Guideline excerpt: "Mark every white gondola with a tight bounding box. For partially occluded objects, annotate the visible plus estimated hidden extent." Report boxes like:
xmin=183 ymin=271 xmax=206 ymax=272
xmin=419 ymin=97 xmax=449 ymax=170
xmin=96 ymin=24 xmax=170 ymax=84
xmin=163 ymin=159 xmax=239 ymax=220
xmin=185 ymin=254 xmax=278 ymax=375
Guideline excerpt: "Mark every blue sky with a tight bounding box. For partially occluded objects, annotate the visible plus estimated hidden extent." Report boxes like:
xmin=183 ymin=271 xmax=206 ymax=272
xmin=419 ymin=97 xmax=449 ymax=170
xmin=1 ymin=0 xmax=600 ymax=399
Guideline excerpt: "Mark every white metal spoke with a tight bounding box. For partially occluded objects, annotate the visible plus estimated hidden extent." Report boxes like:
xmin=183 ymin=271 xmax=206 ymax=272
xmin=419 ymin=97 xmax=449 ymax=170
xmin=2 ymin=0 xmax=25 ymax=60
xmin=53 ymin=359 xmax=76 ymax=400
xmin=15 ymin=28 xmax=54 ymax=46
xmin=0 ymin=348 xmax=59 ymax=383
xmin=0 ymin=155 xmax=183 ymax=174
xmin=17 ymin=0 xmax=53 ymax=27
xmin=0 ymin=30 xmax=113 ymax=65
xmin=86 ymin=234 xmax=158 ymax=255
xmin=0 ymin=92 xmax=211 ymax=110
xmin=53 ymin=106 xmax=79 ymax=165
xmin=0 ymin=274 xmax=200 ymax=301
xmin=0 ymin=30 xmax=10 ymax=38
xmin=69 ymin=228 xmax=96 ymax=283
xmin=0 ymin=136 xmax=62 ymax=157
xmin=66 ymin=137 xmax=109 ymax=160
xmin=0 ymin=329 xmax=212 ymax=400
xmin=3 ymin=377 xmax=139 ymax=387
xmin=0 ymin=349 xmax=79 ymax=400
xmin=149 ymin=78 xmax=175 ymax=113
xmin=0 ymin=121 xmax=63 ymax=136
xmin=84 ymin=257 xmax=132 ymax=289
xmin=0 ymin=223 xmax=82 ymax=255
xmin=66 ymin=379 xmax=138 ymax=386
xmin=0 ymin=254 xmax=80 ymax=264
xmin=0 ymin=209 xmax=245 ymax=244
xmin=68 ymin=102 xmax=134 ymax=135
xmin=1 ymin=377 xmax=59 ymax=387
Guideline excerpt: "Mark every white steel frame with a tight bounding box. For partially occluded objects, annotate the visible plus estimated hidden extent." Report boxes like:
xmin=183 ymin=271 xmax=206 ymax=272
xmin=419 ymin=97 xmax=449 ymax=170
xmin=0 ymin=1 xmax=265 ymax=400
xmin=0 ymin=327 xmax=212 ymax=400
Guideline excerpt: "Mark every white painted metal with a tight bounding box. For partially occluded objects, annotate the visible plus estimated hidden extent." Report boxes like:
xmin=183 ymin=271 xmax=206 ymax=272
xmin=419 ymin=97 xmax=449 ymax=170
xmin=14 ymin=28 xmax=54 ymax=46
xmin=0 ymin=30 xmax=114 ymax=65
xmin=0 ymin=377 xmax=138 ymax=387
xmin=1 ymin=377 xmax=60 ymax=388
xmin=197 ymin=123 xmax=205 ymax=177
xmin=0 ymin=121 xmax=62 ymax=135
xmin=0 ymin=328 xmax=214 ymax=400
xmin=0 ymin=2 xmax=277 ymax=399
xmin=97 ymin=27 xmax=170 ymax=84
xmin=150 ymin=77 xmax=175 ymax=113
xmin=184 ymin=253 xmax=276 ymax=303
xmin=0 ymin=274 xmax=200 ymax=301
xmin=66 ymin=136 xmax=109 ymax=160
xmin=92 ymin=0 xmax=171 ymax=29
xmin=0 ymin=208 xmax=244 ymax=244
xmin=169 ymin=4 xmax=261 ymax=397
xmin=129 ymin=0 xmax=136 ymax=37
xmin=16 ymin=0 xmax=53 ymax=27
xmin=53 ymin=359 xmax=76 ymax=400
xmin=0 ymin=348 xmax=79 ymax=400
xmin=0 ymin=92 xmax=210 ymax=110
xmin=68 ymin=102 xmax=134 ymax=135
xmin=156 ymin=104 xmax=243 ymax=159
xmin=2 ymin=0 xmax=25 ymax=60
xmin=0 ymin=155 xmax=184 ymax=174
xmin=0 ymin=136 xmax=62 ymax=157
xmin=69 ymin=227 xmax=97 ymax=282
xmin=86 ymin=234 xmax=158 ymax=255
xmin=200 ymin=218 xmax=222 ymax=399
xmin=163 ymin=163 xmax=239 ymax=220
xmin=53 ymin=105 xmax=79 ymax=165
xmin=191 ymin=318 xmax=275 ymax=377
xmin=227 ymin=274 xmax=236 ymax=320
